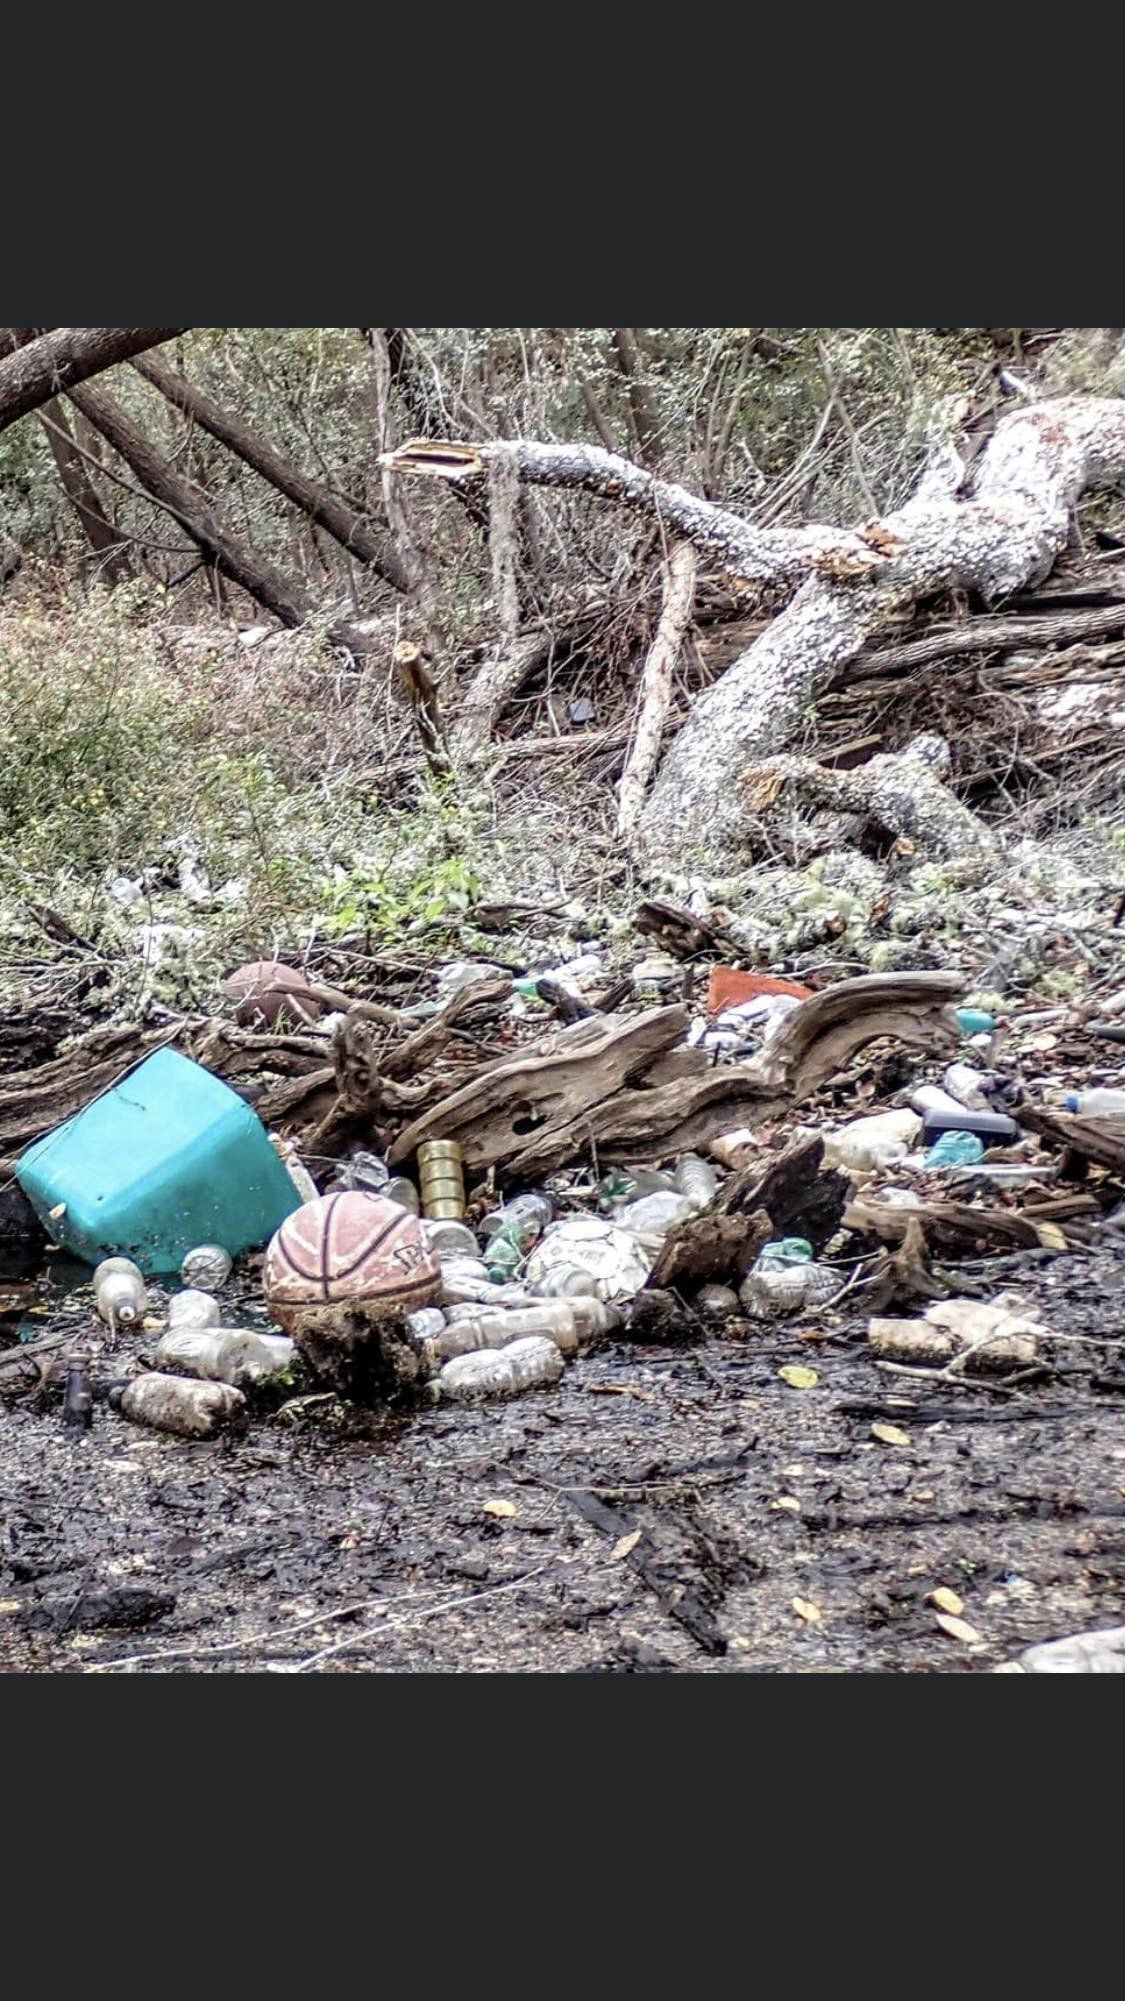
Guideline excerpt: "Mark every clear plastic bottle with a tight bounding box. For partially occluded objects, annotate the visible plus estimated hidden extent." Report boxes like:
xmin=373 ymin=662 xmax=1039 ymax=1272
xmin=154 ymin=1327 xmax=295 ymax=1388
xmin=93 ymin=1258 xmax=147 ymax=1328
xmin=942 ymin=1063 xmax=992 ymax=1110
xmin=910 ymin=1085 xmax=974 ymax=1118
xmin=434 ymin=1336 xmax=565 ymax=1402
xmin=740 ymin=1243 xmax=839 ymax=1319
xmin=423 ymin=1219 xmax=479 ymax=1260
xmin=674 ymin=1155 xmax=719 ymax=1211
xmin=404 ymin=1307 xmax=447 ymax=1342
xmin=384 ymin=1176 xmax=421 ymax=1215
xmin=167 ymin=1289 xmax=221 ymax=1331
xmin=110 ymin=1372 xmax=246 ymax=1437
xmin=180 ymin=1244 xmax=233 ymax=1291
xmin=1065 ymin=1088 xmax=1125 ymax=1115
xmin=429 ymin=1297 xmax=615 ymax=1363
xmin=615 ymin=1191 xmax=694 ymax=1238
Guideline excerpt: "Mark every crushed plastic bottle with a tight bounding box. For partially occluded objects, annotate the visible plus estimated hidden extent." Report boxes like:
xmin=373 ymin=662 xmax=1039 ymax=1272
xmin=740 ymin=1240 xmax=839 ymax=1319
xmin=167 ymin=1288 xmax=222 ymax=1331
xmin=597 ymin=1167 xmax=676 ymax=1210
xmin=1064 ymin=1088 xmax=1125 ymax=1115
xmin=109 ymin=1372 xmax=246 ymax=1437
xmin=404 ymin=1307 xmax=447 ymax=1342
xmin=481 ymin=1193 xmax=554 ymax=1280
xmin=335 ymin=1149 xmax=390 ymax=1195
xmin=93 ymin=1258 xmax=147 ymax=1328
xmin=615 ymin=1191 xmax=694 ymax=1238
xmin=181 ymin=1244 xmax=233 ymax=1292
xmin=632 ymin=956 xmax=681 ymax=999
xmin=154 ymin=1327 xmax=296 ymax=1388
xmin=924 ymin=1131 xmax=986 ymax=1169
xmin=433 ymin=1336 xmax=565 ymax=1402
xmin=674 ymin=1155 xmax=719 ymax=1211
xmin=820 ymin=1110 xmax=921 ymax=1172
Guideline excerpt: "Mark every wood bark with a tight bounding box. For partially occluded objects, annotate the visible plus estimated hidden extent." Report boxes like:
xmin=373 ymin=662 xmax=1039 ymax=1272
xmin=612 ymin=328 xmax=660 ymax=464
xmin=617 ymin=541 xmax=697 ymax=839
xmin=132 ymin=352 xmax=409 ymax=591
xmin=0 ymin=327 xmax=185 ymax=435
xmin=38 ymin=399 xmax=133 ymax=581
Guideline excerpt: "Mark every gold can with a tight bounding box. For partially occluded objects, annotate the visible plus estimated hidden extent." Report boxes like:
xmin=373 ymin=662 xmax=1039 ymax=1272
xmin=418 ymin=1139 xmax=466 ymax=1221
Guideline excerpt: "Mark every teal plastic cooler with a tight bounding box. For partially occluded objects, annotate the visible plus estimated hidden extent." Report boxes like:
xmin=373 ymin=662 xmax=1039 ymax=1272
xmin=16 ymin=1047 xmax=303 ymax=1274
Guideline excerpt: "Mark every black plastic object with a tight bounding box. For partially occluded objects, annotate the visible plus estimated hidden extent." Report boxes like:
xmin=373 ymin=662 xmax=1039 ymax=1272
xmin=62 ymin=1362 xmax=93 ymax=1430
xmin=921 ymin=1106 xmax=1021 ymax=1144
xmin=1089 ymin=1024 xmax=1125 ymax=1044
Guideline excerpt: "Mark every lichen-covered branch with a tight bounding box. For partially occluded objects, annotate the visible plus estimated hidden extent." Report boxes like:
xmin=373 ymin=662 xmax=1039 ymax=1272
xmin=640 ymin=395 xmax=1125 ymax=866
xmin=744 ymin=734 xmax=1001 ymax=867
xmin=380 ymin=438 xmax=896 ymax=589
xmin=617 ymin=541 xmax=697 ymax=840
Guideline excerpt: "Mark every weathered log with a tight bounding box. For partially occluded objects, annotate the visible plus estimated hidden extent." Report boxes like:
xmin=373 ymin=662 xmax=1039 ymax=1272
xmin=388 ymin=1006 xmax=690 ymax=1171
xmin=641 ymin=396 xmax=1125 ymax=864
xmin=1014 ymin=1101 xmax=1125 ymax=1173
xmin=648 ymin=1132 xmax=848 ymax=1289
xmin=508 ymin=973 xmax=963 ymax=1177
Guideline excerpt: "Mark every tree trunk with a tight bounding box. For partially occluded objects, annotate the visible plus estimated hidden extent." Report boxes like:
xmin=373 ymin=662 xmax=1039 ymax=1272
xmin=617 ymin=541 xmax=697 ymax=839
xmin=132 ymin=351 xmax=409 ymax=592
xmin=640 ymin=396 xmax=1125 ymax=866
xmin=38 ymin=399 xmax=133 ymax=582
xmin=67 ymin=380 xmax=314 ymax=629
xmin=0 ymin=327 xmax=185 ymax=435
xmin=612 ymin=328 xmax=660 ymax=464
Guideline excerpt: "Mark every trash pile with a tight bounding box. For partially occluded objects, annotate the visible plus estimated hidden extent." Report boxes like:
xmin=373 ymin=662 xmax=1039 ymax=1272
xmin=6 ymin=932 xmax=1125 ymax=1450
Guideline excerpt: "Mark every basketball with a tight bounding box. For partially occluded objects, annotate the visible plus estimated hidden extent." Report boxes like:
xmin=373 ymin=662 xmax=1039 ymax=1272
xmin=264 ymin=1191 xmax=441 ymax=1329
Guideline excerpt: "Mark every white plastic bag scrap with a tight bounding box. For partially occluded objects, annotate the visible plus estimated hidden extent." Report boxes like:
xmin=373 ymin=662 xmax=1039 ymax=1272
xmin=996 ymin=1627 xmax=1125 ymax=1674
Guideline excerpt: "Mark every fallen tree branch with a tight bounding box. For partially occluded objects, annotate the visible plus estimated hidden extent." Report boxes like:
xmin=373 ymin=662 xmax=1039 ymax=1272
xmin=743 ymin=732 xmax=1002 ymax=866
xmin=0 ymin=327 xmax=187 ymax=435
xmin=618 ymin=541 xmax=697 ymax=840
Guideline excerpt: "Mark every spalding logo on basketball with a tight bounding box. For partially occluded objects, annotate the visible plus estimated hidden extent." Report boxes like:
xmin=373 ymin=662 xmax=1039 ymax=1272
xmin=264 ymin=1192 xmax=441 ymax=1327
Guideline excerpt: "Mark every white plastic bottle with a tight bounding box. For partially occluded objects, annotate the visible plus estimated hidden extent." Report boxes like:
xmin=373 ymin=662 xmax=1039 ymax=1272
xmin=942 ymin=1063 xmax=992 ymax=1110
xmin=1066 ymin=1089 xmax=1125 ymax=1114
xmin=430 ymin=1298 xmax=615 ymax=1363
xmin=821 ymin=1109 xmax=921 ymax=1171
xmin=110 ymin=1372 xmax=246 ymax=1436
xmin=434 ymin=1336 xmax=565 ymax=1402
xmin=93 ymin=1258 xmax=147 ymax=1328
xmin=910 ymin=1085 xmax=974 ymax=1119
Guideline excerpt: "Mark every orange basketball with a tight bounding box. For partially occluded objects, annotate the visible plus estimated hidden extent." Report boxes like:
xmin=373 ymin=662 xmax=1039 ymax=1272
xmin=264 ymin=1192 xmax=441 ymax=1328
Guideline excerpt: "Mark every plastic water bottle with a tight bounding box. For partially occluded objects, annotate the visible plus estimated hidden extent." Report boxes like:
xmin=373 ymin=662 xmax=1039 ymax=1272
xmin=481 ymin=1193 xmax=554 ymax=1280
xmin=384 ymin=1176 xmax=421 ymax=1216
xmin=167 ymin=1289 xmax=221 ymax=1331
xmin=93 ymin=1258 xmax=147 ymax=1328
xmin=181 ymin=1244 xmax=233 ymax=1291
xmin=696 ymin=1285 xmax=740 ymax=1320
xmin=429 ymin=1297 xmax=616 ymax=1363
xmin=615 ymin=1191 xmax=694 ymax=1238
xmin=433 ymin=1336 xmax=565 ymax=1402
xmin=942 ymin=1063 xmax=992 ymax=1110
xmin=740 ymin=1240 xmax=839 ymax=1319
xmin=109 ymin=1372 xmax=246 ymax=1437
xmin=911 ymin=1085 xmax=975 ymax=1118
xmin=154 ymin=1328 xmax=295 ymax=1388
xmin=423 ymin=1219 xmax=479 ymax=1260
xmin=404 ymin=1308 xmax=447 ymax=1342
xmin=1065 ymin=1089 xmax=1125 ymax=1114
xmin=674 ymin=1155 xmax=719 ymax=1210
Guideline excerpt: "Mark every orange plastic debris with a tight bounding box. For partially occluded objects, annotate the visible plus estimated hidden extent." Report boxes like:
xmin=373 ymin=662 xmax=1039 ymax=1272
xmin=707 ymin=968 xmax=813 ymax=1017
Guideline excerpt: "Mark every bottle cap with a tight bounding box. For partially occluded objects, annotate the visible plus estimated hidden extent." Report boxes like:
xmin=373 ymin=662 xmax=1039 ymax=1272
xmin=1064 ymin=1094 xmax=1079 ymax=1112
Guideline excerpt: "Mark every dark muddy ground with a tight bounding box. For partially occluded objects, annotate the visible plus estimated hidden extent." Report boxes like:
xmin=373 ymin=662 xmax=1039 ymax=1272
xmin=2 ymin=1241 xmax=1124 ymax=1674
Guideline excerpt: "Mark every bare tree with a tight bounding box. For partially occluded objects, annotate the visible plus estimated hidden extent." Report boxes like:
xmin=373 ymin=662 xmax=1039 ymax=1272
xmin=38 ymin=399 xmax=133 ymax=582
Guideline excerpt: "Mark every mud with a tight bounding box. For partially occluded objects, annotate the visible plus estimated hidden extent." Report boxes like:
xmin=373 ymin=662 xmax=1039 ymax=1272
xmin=2 ymin=1241 xmax=1123 ymax=1674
